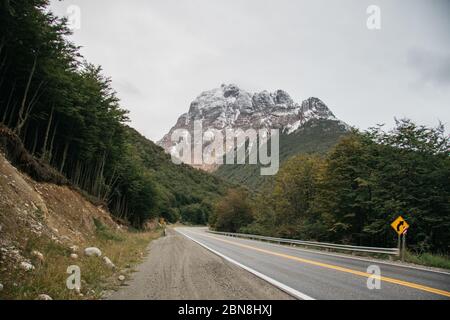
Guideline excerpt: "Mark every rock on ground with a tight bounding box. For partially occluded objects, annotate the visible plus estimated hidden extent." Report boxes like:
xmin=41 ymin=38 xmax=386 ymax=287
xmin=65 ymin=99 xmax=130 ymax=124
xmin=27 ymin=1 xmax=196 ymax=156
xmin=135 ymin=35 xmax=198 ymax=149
xmin=31 ymin=250 xmax=44 ymax=262
xmin=70 ymin=245 xmax=79 ymax=253
xmin=84 ymin=247 xmax=102 ymax=257
xmin=103 ymin=256 xmax=116 ymax=270
xmin=37 ymin=294 xmax=52 ymax=300
xmin=20 ymin=261 xmax=35 ymax=271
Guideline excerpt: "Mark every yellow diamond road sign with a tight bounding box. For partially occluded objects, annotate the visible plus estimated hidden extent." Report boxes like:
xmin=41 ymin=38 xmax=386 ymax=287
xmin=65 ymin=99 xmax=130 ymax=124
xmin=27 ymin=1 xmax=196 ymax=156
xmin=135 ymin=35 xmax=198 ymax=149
xmin=391 ymin=216 xmax=410 ymax=235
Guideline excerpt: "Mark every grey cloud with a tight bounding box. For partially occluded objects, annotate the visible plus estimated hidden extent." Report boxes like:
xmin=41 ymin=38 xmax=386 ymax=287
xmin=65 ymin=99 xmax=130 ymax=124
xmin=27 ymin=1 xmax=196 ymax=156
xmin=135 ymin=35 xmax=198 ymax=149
xmin=408 ymin=48 xmax=450 ymax=87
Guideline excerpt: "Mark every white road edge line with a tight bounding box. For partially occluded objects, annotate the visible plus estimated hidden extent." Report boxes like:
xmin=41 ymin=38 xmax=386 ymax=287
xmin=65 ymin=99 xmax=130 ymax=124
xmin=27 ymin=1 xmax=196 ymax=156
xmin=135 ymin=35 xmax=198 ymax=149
xmin=175 ymin=228 xmax=315 ymax=301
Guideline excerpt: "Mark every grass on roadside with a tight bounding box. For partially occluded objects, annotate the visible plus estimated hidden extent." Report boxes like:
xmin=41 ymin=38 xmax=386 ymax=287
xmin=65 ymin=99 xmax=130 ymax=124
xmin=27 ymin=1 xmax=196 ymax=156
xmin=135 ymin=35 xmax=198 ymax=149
xmin=404 ymin=251 xmax=450 ymax=270
xmin=0 ymin=222 xmax=162 ymax=300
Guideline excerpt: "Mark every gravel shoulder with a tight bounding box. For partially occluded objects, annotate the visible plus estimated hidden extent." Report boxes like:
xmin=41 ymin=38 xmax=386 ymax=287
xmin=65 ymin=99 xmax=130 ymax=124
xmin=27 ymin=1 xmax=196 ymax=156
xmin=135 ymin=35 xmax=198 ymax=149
xmin=107 ymin=228 xmax=293 ymax=300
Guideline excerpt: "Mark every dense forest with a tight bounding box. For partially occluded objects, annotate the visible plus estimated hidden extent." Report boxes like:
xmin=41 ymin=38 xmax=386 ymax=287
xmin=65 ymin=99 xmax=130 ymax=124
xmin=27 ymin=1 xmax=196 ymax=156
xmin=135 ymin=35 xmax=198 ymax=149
xmin=0 ymin=0 xmax=227 ymax=226
xmin=211 ymin=120 xmax=450 ymax=254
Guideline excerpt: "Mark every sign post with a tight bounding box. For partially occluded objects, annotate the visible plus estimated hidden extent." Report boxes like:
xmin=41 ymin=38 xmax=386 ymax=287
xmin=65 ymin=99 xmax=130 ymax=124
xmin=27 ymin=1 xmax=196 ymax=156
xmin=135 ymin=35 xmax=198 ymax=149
xmin=402 ymin=229 xmax=407 ymax=262
xmin=391 ymin=216 xmax=410 ymax=260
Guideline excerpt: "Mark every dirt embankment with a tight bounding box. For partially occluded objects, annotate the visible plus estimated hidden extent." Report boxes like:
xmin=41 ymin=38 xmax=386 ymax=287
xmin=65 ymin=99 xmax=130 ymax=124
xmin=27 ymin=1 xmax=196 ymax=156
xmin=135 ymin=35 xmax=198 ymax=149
xmin=0 ymin=150 xmax=130 ymax=298
xmin=0 ymin=151 xmax=118 ymax=255
xmin=0 ymin=125 xmax=120 ymax=262
xmin=107 ymin=228 xmax=292 ymax=300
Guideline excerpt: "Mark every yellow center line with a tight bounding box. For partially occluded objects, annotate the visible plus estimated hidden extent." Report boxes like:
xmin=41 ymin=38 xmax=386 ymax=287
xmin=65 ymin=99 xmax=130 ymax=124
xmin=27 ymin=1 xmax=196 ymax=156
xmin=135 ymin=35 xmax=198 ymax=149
xmin=189 ymin=230 xmax=450 ymax=298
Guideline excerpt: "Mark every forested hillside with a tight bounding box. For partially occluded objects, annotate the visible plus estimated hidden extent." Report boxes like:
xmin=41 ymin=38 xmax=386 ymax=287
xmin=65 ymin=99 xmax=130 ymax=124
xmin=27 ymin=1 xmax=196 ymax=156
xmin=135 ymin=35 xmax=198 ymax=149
xmin=211 ymin=120 xmax=450 ymax=254
xmin=0 ymin=0 xmax=226 ymax=226
xmin=124 ymin=127 xmax=228 ymax=224
xmin=215 ymin=119 xmax=348 ymax=190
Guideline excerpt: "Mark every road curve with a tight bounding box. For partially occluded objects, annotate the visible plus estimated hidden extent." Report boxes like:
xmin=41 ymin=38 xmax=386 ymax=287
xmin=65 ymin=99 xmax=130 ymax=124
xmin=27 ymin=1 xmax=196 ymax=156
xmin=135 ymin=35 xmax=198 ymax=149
xmin=176 ymin=227 xmax=450 ymax=300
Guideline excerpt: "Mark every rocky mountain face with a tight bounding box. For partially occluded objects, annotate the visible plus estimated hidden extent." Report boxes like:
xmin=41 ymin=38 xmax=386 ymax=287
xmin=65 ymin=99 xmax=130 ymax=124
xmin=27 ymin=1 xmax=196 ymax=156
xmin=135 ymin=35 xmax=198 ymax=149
xmin=158 ymin=84 xmax=345 ymax=171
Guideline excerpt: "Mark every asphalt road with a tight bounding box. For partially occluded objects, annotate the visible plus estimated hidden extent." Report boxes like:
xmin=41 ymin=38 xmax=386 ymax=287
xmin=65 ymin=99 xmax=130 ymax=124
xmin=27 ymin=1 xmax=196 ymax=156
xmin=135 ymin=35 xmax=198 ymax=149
xmin=175 ymin=227 xmax=450 ymax=300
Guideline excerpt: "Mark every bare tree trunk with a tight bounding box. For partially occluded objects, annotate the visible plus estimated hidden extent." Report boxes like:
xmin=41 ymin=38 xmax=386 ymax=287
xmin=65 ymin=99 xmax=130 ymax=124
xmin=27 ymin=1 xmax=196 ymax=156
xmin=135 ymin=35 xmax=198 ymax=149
xmin=40 ymin=104 xmax=54 ymax=160
xmin=16 ymin=79 xmax=44 ymax=136
xmin=0 ymin=37 xmax=5 ymax=57
xmin=1 ymin=81 xmax=15 ymax=124
xmin=48 ymin=120 xmax=58 ymax=164
xmin=94 ymin=152 xmax=107 ymax=197
xmin=59 ymin=141 xmax=69 ymax=173
xmin=0 ymin=57 xmax=8 ymax=82
xmin=7 ymin=102 xmax=17 ymax=127
xmin=0 ymin=37 xmax=8 ymax=92
xmin=31 ymin=126 xmax=39 ymax=155
xmin=0 ymin=37 xmax=7 ymax=75
xmin=104 ymin=167 xmax=119 ymax=202
xmin=79 ymin=163 xmax=86 ymax=189
xmin=21 ymin=120 xmax=29 ymax=146
xmin=16 ymin=55 xmax=37 ymax=134
xmin=0 ymin=60 xmax=8 ymax=89
xmin=73 ymin=161 xmax=81 ymax=186
xmin=15 ymin=56 xmax=46 ymax=136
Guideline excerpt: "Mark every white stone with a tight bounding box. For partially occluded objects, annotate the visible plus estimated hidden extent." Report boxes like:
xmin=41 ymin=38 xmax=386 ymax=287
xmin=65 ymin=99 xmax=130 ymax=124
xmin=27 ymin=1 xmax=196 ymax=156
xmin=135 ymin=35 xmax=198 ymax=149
xmin=0 ymin=283 xmax=3 ymax=291
xmin=84 ymin=247 xmax=102 ymax=257
xmin=31 ymin=250 xmax=44 ymax=262
xmin=37 ymin=294 xmax=52 ymax=300
xmin=20 ymin=261 xmax=35 ymax=271
xmin=69 ymin=245 xmax=79 ymax=253
xmin=118 ymin=275 xmax=125 ymax=282
xmin=103 ymin=256 xmax=116 ymax=270
xmin=70 ymin=253 xmax=78 ymax=260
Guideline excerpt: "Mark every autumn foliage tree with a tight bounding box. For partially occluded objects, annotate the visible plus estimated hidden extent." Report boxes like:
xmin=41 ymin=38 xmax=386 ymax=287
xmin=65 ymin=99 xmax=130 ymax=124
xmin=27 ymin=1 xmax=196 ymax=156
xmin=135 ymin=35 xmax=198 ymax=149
xmin=212 ymin=188 xmax=254 ymax=233
xmin=268 ymin=155 xmax=325 ymax=238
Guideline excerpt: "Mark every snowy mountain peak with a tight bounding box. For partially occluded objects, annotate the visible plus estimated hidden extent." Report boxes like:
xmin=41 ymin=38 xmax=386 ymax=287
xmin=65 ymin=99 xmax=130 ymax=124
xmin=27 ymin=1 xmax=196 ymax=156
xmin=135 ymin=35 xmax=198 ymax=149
xmin=188 ymin=84 xmax=252 ymax=115
xmin=158 ymin=84 xmax=344 ymax=170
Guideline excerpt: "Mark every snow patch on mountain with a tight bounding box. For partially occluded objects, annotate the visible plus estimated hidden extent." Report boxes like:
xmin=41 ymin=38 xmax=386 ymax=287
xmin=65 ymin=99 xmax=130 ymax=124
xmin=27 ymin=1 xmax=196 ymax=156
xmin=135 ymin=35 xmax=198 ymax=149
xmin=158 ymin=84 xmax=345 ymax=170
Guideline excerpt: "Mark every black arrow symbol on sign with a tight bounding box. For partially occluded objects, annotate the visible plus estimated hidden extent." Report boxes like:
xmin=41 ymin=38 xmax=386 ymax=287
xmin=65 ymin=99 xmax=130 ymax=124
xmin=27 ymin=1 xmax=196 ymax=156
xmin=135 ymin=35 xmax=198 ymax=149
xmin=397 ymin=221 xmax=405 ymax=232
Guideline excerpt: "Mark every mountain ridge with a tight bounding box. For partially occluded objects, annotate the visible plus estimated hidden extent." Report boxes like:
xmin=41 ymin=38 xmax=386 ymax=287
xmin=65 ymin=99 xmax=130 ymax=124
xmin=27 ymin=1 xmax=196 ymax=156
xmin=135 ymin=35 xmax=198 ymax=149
xmin=158 ymin=84 xmax=347 ymax=172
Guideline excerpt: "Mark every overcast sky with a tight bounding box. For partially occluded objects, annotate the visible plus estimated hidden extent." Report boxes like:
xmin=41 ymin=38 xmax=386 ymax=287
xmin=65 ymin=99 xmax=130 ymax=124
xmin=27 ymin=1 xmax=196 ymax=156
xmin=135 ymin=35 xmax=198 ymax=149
xmin=49 ymin=0 xmax=450 ymax=141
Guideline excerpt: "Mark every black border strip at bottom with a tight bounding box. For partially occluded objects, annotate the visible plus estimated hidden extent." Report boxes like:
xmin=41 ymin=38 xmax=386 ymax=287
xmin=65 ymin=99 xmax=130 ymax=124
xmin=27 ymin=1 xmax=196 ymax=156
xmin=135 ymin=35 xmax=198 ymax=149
xmin=0 ymin=300 xmax=447 ymax=319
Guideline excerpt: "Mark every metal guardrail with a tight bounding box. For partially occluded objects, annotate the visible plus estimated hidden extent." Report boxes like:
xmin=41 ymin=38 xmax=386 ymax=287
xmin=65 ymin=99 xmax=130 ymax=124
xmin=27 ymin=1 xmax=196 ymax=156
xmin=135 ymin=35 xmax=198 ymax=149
xmin=206 ymin=230 xmax=400 ymax=256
